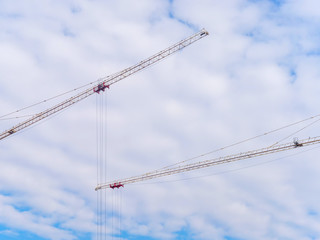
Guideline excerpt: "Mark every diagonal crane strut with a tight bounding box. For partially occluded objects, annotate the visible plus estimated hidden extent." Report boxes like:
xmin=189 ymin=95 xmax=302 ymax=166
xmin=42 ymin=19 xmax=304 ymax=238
xmin=0 ymin=29 xmax=209 ymax=141
xmin=95 ymin=136 xmax=320 ymax=190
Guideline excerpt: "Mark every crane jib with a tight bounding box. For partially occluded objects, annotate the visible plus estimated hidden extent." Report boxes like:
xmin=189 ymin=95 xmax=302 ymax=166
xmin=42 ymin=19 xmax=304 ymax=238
xmin=0 ymin=29 xmax=209 ymax=141
xmin=95 ymin=136 xmax=320 ymax=190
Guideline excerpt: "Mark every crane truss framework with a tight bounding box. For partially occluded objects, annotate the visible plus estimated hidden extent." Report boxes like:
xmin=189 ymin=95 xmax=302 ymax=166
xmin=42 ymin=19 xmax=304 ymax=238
xmin=95 ymin=136 xmax=320 ymax=190
xmin=0 ymin=29 xmax=209 ymax=141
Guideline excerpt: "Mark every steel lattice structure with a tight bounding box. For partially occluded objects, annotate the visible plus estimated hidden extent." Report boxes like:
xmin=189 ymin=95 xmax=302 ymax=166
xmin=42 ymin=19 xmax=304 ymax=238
xmin=0 ymin=29 xmax=209 ymax=141
xmin=95 ymin=136 xmax=320 ymax=190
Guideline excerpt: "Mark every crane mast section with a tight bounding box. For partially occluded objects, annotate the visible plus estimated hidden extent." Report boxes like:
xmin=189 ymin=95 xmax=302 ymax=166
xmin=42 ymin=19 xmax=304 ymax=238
xmin=0 ymin=29 xmax=209 ymax=141
xmin=96 ymin=136 xmax=320 ymax=190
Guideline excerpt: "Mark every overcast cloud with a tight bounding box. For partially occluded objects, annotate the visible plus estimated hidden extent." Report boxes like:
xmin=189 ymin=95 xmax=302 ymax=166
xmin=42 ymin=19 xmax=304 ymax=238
xmin=1 ymin=0 xmax=320 ymax=240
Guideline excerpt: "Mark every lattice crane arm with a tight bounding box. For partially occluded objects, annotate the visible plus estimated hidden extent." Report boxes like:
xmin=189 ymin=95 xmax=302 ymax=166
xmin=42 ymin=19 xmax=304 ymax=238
xmin=0 ymin=29 xmax=209 ymax=141
xmin=95 ymin=136 xmax=320 ymax=190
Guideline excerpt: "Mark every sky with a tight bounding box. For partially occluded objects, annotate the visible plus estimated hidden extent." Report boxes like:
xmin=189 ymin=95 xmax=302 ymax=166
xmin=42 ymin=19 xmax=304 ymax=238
xmin=1 ymin=0 xmax=320 ymax=239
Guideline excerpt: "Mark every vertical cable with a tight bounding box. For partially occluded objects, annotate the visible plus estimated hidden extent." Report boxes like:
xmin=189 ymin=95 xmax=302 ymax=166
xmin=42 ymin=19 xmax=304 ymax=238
xmin=117 ymin=190 xmax=119 ymax=237
xmin=119 ymin=189 xmax=122 ymax=236
xmin=96 ymin=94 xmax=100 ymax=240
xmin=118 ymin=191 xmax=120 ymax=237
xmin=99 ymin=94 xmax=101 ymax=240
xmin=112 ymin=190 xmax=114 ymax=240
xmin=104 ymin=92 xmax=108 ymax=240
xmin=100 ymin=94 xmax=103 ymax=240
xmin=96 ymin=90 xmax=112 ymax=239
xmin=101 ymin=93 xmax=104 ymax=240
xmin=118 ymin=190 xmax=120 ymax=236
xmin=96 ymin=92 xmax=106 ymax=240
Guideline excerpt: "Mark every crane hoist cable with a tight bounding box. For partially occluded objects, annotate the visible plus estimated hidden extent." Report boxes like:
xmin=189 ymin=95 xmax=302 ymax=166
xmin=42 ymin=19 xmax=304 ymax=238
xmin=95 ymin=135 xmax=320 ymax=190
xmin=268 ymin=117 xmax=320 ymax=148
xmin=133 ymin=144 xmax=320 ymax=186
xmin=0 ymin=28 xmax=209 ymax=141
xmin=153 ymin=113 xmax=320 ymax=172
xmin=0 ymin=81 xmax=99 ymax=120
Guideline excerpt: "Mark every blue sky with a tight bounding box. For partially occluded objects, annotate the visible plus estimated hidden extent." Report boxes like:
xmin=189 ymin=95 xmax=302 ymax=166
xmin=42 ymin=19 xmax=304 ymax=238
xmin=1 ymin=0 xmax=320 ymax=239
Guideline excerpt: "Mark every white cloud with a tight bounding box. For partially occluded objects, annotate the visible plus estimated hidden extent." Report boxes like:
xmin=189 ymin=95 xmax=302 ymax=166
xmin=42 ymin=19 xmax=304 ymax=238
xmin=1 ymin=0 xmax=320 ymax=240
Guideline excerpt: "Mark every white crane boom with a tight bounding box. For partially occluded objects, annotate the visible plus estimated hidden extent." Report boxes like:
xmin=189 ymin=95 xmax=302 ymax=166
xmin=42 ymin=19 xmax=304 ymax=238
xmin=0 ymin=29 xmax=209 ymax=141
xmin=95 ymin=136 xmax=320 ymax=190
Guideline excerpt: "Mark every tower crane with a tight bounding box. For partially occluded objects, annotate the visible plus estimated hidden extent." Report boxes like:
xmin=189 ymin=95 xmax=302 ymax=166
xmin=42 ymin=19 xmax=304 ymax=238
xmin=0 ymin=29 xmax=209 ymax=141
xmin=95 ymin=136 xmax=320 ymax=190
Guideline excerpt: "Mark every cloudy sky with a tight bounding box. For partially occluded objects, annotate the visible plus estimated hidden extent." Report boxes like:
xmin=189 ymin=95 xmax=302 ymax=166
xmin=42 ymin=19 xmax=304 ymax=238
xmin=1 ymin=0 xmax=320 ymax=239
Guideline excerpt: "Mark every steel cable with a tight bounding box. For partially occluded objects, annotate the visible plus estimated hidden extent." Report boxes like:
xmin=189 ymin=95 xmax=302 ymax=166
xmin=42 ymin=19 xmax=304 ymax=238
xmin=156 ymin=114 xmax=320 ymax=171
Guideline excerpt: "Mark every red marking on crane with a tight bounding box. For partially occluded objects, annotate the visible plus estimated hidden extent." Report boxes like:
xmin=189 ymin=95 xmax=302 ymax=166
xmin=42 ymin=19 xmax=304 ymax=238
xmin=110 ymin=182 xmax=124 ymax=189
xmin=93 ymin=83 xmax=110 ymax=94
